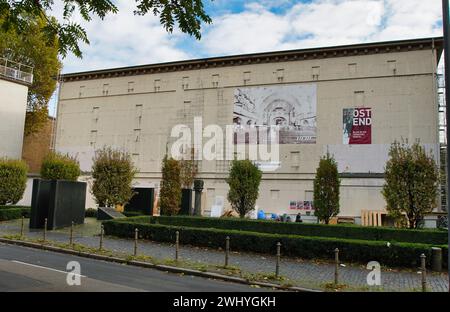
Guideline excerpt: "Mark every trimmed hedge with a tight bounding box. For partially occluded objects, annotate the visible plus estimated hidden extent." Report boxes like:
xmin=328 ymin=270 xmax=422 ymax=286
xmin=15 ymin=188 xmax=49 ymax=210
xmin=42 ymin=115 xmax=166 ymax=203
xmin=123 ymin=211 xmax=144 ymax=217
xmin=123 ymin=216 xmax=448 ymax=245
xmin=85 ymin=208 xmax=98 ymax=218
xmin=40 ymin=152 xmax=80 ymax=181
xmin=102 ymin=218 xmax=447 ymax=268
xmin=0 ymin=206 xmax=30 ymax=221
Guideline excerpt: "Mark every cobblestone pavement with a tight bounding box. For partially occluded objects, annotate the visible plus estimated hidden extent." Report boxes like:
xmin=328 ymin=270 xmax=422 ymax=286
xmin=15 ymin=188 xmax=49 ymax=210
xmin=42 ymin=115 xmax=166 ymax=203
xmin=0 ymin=218 xmax=448 ymax=292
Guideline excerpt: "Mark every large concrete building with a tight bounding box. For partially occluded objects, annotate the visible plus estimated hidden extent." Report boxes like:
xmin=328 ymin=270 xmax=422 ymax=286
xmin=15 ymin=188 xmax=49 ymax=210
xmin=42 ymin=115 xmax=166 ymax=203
xmin=56 ymin=37 xmax=444 ymax=222
xmin=0 ymin=58 xmax=33 ymax=159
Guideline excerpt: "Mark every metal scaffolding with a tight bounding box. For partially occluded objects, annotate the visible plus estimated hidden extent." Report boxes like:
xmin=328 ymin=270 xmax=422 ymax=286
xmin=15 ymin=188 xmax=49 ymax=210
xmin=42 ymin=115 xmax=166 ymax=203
xmin=438 ymin=65 xmax=448 ymax=212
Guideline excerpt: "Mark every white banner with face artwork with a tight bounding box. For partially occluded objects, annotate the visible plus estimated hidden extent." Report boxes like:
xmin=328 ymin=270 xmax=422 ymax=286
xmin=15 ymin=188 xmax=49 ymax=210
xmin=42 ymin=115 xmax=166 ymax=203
xmin=233 ymin=84 xmax=317 ymax=144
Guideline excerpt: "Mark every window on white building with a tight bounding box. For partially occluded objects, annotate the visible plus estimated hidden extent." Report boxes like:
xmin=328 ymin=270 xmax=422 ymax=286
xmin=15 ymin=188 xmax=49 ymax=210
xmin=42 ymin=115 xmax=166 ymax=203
xmin=128 ymin=81 xmax=135 ymax=93
xmin=291 ymin=151 xmax=300 ymax=168
xmin=154 ymin=79 xmax=161 ymax=92
xmin=276 ymin=69 xmax=284 ymax=82
xmin=387 ymin=60 xmax=397 ymax=75
xmin=79 ymin=86 xmax=85 ymax=98
xmin=354 ymin=91 xmax=365 ymax=107
xmin=271 ymin=190 xmax=280 ymax=200
xmin=92 ymin=106 xmax=99 ymax=124
xmin=90 ymin=130 xmax=97 ymax=146
xmin=312 ymin=66 xmax=320 ymax=80
xmin=102 ymin=84 xmax=109 ymax=96
xmin=212 ymin=74 xmax=219 ymax=88
xmin=243 ymin=71 xmax=251 ymax=85
xmin=135 ymin=104 xmax=143 ymax=128
xmin=348 ymin=63 xmax=357 ymax=76
xmin=182 ymin=77 xmax=189 ymax=90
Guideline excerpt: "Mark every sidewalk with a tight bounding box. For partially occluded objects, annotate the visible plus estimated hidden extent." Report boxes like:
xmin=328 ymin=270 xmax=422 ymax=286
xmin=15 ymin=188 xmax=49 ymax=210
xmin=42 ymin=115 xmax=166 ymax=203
xmin=0 ymin=218 xmax=448 ymax=292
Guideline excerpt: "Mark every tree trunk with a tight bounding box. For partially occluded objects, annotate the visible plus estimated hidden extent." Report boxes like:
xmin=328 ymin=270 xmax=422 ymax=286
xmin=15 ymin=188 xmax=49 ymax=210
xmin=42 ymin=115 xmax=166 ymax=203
xmin=408 ymin=215 xmax=416 ymax=229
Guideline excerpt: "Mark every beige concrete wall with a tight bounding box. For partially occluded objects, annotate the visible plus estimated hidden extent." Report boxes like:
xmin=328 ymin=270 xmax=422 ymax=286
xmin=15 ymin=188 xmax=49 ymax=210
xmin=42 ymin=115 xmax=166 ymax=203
xmin=56 ymin=48 xmax=440 ymax=217
xmin=0 ymin=78 xmax=28 ymax=159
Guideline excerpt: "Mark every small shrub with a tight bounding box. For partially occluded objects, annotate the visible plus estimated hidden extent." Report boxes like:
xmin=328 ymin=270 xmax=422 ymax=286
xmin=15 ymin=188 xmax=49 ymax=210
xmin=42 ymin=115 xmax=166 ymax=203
xmin=91 ymin=147 xmax=137 ymax=207
xmin=0 ymin=158 xmax=28 ymax=205
xmin=85 ymin=208 xmax=98 ymax=218
xmin=40 ymin=152 xmax=80 ymax=181
xmin=314 ymin=153 xmax=340 ymax=224
xmin=383 ymin=141 xmax=439 ymax=229
xmin=226 ymin=160 xmax=262 ymax=218
xmin=0 ymin=206 xmax=30 ymax=221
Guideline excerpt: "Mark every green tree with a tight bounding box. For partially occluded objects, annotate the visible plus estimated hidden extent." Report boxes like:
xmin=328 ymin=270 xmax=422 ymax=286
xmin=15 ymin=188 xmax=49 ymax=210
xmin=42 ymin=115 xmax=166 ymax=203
xmin=0 ymin=14 xmax=61 ymax=135
xmin=180 ymin=148 xmax=198 ymax=189
xmin=313 ymin=153 xmax=340 ymax=225
xmin=226 ymin=160 xmax=262 ymax=218
xmin=382 ymin=141 xmax=439 ymax=229
xmin=0 ymin=0 xmax=212 ymax=58
xmin=40 ymin=152 xmax=80 ymax=181
xmin=91 ymin=147 xmax=137 ymax=207
xmin=0 ymin=158 xmax=28 ymax=205
xmin=159 ymin=155 xmax=182 ymax=216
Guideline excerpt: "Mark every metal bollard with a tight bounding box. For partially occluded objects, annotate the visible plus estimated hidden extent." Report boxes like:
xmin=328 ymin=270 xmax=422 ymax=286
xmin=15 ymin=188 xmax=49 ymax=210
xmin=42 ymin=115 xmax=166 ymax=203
xmin=69 ymin=221 xmax=74 ymax=247
xmin=275 ymin=242 xmax=281 ymax=277
xmin=20 ymin=216 xmax=24 ymax=238
xmin=175 ymin=231 xmax=180 ymax=261
xmin=134 ymin=228 xmax=138 ymax=256
xmin=43 ymin=218 xmax=47 ymax=242
xmin=225 ymin=236 xmax=230 ymax=267
xmin=99 ymin=225 xmax=104 ymax=251
xmin=334 ymin=248 xmax=340 ymax=285
xmin=421 ymin=254 xmax=427 ymax=292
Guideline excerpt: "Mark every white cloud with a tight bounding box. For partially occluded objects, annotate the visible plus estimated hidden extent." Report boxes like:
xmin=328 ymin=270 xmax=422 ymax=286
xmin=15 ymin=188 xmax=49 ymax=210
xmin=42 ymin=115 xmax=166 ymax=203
xmin=201 ymin=0 xmax=442 ymax=55
xmin=54 ymin=1 xmax=189 ymax=73
xmin=372 ymin=0 xmax=442 ymax=41
xmin=202 ymin=3 xmax=290 ymax=55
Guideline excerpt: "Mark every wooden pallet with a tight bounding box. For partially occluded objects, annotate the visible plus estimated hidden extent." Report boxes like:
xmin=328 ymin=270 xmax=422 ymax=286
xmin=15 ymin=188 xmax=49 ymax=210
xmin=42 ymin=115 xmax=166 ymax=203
xmin=361 ymin=210 xmax=386 ymax=227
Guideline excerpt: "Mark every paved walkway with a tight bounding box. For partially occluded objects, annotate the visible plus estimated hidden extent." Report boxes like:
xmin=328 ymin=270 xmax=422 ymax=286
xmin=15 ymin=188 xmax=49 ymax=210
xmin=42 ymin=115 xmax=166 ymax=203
xmin=0 ymin=218 xmax=448 ymax=292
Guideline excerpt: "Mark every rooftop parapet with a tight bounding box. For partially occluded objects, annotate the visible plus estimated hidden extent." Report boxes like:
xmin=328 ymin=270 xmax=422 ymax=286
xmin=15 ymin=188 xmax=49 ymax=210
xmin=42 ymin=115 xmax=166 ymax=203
xmin=0 ymin=58 xmax=33 ymax=85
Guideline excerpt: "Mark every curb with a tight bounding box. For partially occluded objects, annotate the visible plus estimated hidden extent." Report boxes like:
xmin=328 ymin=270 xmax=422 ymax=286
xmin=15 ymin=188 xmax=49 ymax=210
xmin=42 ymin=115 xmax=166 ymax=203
xmin=0 ymin=237 xmax=321 ymax=292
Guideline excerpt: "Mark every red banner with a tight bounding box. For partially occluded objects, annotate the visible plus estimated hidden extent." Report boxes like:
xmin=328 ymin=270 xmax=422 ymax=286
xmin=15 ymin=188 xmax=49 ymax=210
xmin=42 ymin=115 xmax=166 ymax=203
xmin=343 ymin=108 xmax=372 ymax=145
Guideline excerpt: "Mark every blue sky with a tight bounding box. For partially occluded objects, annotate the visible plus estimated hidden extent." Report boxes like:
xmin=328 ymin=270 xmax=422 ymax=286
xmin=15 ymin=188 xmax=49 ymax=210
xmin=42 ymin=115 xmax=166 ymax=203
xmin=47 ymin=0 xmax=444 ymax=115
xmin=57 ymin=0 xmax=443 ymax=74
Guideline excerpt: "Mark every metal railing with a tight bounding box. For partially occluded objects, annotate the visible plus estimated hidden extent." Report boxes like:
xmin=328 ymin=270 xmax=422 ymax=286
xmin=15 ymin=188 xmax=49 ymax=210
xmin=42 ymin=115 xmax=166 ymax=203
xmin=0 ymin=58 xmax=33 ymax=84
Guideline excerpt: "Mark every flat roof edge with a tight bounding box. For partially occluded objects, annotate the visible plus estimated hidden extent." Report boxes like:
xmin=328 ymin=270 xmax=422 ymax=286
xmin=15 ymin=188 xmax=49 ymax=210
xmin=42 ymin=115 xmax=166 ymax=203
xmin=62 ymin=37 xmax=443 ymax=81
xmin=0 ymin=75 xmax=32 ymax=87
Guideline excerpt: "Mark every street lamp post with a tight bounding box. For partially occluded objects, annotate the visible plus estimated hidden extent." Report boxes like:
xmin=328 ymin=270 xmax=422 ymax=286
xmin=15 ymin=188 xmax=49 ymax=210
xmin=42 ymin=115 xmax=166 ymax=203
xmin=442 ymin=0 xmax=450 ymax=292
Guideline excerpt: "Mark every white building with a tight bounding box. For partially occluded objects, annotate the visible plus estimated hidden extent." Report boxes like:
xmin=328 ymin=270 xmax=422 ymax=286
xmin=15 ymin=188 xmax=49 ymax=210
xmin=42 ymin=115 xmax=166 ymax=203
xmin=0 ymin=58 xmax=33 ymax=159
xmin=56 ymin=38 xmax=443 ymax=223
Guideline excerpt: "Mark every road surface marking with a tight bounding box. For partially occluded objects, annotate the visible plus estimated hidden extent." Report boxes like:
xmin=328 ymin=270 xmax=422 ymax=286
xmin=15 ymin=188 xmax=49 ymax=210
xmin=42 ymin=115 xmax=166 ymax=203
xmin=11 ymin=260 xmax=86 ymax=277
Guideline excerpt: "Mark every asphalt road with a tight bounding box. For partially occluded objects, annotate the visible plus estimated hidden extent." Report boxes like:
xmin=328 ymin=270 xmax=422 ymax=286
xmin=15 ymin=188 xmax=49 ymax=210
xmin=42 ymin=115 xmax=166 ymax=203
xmin=0 ymin=243 xmax=271 ymax=292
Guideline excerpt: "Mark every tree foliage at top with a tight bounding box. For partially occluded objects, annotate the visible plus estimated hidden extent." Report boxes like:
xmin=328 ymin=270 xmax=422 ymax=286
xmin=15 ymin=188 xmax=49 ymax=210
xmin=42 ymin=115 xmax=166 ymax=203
xmin=313 ymin=153 xmax=340 ymax=225
xmin=0 ymin=158 xmax=28 ymax=205
xmin=0 ymin=0 xmax=212 ymax=58
xmin=40 ymin=151 xmax=80 ymax=181
xmin=0 ymin=14 xmax=61 ymax=135
xmin=382 ymin=141 xmax=439 ymax=229
xmin=226 ymin=160 xmax=262 ymax=218
xmin=91 ymin=147 xmax=137 ymax=208
xmin=179 ymin=147 xmax=198 ymax=189
xmin=159 ymin=155 xmax=182 ymax=216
